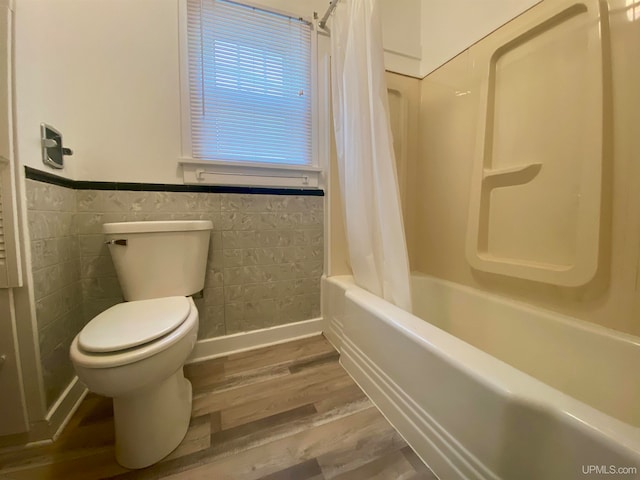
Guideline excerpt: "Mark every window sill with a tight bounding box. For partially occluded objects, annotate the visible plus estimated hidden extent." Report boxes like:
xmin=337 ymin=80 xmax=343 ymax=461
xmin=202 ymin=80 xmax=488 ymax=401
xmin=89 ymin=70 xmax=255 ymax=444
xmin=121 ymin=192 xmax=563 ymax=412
xmin=179 ymin=159 xmax=322 ymax=189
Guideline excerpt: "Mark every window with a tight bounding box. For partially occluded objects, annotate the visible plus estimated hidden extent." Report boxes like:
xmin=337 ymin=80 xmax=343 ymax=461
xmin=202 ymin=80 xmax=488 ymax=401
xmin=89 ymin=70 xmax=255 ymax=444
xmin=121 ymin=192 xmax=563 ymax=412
xmin=180 ymin=0 xmax=322 ymax=187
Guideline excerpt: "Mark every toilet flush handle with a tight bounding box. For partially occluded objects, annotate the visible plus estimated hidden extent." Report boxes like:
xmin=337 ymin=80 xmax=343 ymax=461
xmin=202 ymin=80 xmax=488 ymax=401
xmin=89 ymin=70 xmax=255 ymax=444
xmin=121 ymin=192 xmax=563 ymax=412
xmin=105 ymin=239 xmax=128 ymax=246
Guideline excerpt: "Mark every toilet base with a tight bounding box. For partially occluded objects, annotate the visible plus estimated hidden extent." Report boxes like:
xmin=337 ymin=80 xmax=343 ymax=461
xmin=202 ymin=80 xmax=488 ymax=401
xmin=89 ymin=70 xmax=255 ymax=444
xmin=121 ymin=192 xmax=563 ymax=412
xmin=113 ymin=367 xmax=192 ymax=469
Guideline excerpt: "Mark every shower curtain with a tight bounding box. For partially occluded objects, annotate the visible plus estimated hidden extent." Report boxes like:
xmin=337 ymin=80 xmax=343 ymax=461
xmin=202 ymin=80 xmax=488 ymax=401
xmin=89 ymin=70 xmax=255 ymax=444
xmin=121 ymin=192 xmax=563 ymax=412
xmin=330 ymin=0 xmax=413 ymax=311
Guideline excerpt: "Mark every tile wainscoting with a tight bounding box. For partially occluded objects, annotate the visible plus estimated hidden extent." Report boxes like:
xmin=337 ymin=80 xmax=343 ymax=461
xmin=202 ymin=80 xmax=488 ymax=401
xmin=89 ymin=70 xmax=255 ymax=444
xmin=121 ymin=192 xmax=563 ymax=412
xmin=25 ymin=173 xmax=324 ymax=408
xmin=75 ymin=190 xmax=324 ymax=337
xmin=26 ymin=180 xmax=83 ymax=407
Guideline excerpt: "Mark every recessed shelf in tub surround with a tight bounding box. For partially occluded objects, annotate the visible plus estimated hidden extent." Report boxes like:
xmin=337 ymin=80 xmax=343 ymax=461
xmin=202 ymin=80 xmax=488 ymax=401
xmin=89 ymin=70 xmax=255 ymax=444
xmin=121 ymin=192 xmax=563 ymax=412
xmin=465 ymin=0 xmax=606 ymax=287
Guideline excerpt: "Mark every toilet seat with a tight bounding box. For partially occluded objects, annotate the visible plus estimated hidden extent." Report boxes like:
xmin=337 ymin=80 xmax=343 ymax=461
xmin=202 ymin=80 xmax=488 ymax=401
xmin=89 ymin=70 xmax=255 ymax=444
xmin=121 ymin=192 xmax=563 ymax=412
xmin=70 ymin=297 xmax=198 ymax=370
xmin=79 ymin=296 xmax=191 ymax=353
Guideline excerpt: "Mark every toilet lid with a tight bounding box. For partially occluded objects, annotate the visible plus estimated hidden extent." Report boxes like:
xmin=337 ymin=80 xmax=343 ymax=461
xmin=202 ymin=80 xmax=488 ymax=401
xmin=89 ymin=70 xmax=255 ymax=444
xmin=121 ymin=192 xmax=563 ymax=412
xmin=79 ymin=296 xmax=191 ymax=353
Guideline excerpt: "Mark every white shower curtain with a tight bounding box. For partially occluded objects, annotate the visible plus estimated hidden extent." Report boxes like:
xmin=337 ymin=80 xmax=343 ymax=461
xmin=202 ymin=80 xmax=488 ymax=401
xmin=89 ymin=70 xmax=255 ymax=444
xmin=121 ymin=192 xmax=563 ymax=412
xmin=330 ymin=0 xmax=413 ymax=311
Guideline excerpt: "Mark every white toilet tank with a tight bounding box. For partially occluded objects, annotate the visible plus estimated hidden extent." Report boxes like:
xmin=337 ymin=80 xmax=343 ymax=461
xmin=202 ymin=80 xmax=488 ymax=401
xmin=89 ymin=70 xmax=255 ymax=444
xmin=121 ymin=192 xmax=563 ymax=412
xmin=103 ymin=220 xmax=213 ymax=301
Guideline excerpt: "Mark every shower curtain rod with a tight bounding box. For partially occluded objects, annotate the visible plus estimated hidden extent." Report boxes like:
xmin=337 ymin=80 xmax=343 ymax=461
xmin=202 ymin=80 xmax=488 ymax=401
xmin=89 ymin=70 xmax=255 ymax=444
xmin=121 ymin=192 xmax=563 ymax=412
xmin=318 ymin=0 xmax=338 ymax=30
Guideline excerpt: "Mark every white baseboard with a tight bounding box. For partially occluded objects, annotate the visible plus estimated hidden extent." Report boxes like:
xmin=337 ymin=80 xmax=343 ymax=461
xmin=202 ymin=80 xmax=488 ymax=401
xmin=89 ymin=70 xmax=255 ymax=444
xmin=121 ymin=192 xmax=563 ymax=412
xmin=0 ymin=380 xmax=87 ymax=452
xmin=46 ymin=376 xmax=88 ymax=441
xmin=187 ymin=317 xmax=324 ymax=364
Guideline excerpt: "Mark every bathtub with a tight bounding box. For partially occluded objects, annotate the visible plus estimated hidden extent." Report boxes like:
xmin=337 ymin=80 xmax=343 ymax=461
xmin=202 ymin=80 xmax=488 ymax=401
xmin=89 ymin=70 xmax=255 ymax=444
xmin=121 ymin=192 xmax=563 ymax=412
xmin=322 ymin=274 xmax=640 ymax=480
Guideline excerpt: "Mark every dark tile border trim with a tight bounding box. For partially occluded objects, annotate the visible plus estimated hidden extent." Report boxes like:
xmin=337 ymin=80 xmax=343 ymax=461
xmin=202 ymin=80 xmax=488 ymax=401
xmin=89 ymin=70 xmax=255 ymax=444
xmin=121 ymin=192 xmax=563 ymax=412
xmin=25 ymin=166 xmax=77 ymax=190
xmin=24 ymin=167 xmax=324 ymax=196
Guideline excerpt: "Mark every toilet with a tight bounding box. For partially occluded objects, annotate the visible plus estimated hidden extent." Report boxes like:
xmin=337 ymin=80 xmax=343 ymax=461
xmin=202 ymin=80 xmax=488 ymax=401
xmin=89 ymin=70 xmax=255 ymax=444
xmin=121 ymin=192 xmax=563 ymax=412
xmin=70 ymin=220 xmax=212 ymax=469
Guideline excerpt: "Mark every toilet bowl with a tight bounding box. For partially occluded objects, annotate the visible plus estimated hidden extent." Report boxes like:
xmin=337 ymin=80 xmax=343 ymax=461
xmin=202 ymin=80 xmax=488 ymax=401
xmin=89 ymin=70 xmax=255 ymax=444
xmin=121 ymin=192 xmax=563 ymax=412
xmin=69 ymin=220 xmax=212 ymax=469
xmin=70 ymin=296 xmax=199 ymax=469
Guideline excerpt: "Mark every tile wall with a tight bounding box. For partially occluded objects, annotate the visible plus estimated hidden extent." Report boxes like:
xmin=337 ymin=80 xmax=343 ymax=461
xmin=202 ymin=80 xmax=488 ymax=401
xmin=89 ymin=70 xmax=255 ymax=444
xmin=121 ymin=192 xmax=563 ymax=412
xmin=26 ymin=179 xmax=324 ymax=406
xmin=75 ymin=190 xmax=324 ymax=337
xmin=26 ymin=180 xmax=82 ymax=407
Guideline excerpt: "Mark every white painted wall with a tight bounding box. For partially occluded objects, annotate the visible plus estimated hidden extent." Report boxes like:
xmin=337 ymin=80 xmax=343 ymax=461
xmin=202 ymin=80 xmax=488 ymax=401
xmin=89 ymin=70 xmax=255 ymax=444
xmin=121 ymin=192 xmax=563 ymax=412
xmin=419 ymin=0 xmax=540 ymax=76
xmin=14 ymin=0 xmax=539 ymax=183
xmin=14 ymin=0 xmax=329 ymax=184
xmin=15 ymin=0 xmax=184 ymax=182
xmin=378 ymin=0 xmax=542 ymax=77
xmin=380 ymin=0 xmax=423 ymax=77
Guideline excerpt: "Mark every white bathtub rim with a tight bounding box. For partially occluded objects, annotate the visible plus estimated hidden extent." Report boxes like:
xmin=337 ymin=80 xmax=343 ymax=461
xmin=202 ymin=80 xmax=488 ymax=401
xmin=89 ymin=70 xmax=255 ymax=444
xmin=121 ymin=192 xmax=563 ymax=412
xmin=325 ymin=274 xmax=359 ymax=292
xmin=339 ymin=281 xmax=640 ymax=460
xmin=411 ymin=271 xmax=640 ymax=347
xmin=331 ymin=274 xmax=640 ymax=427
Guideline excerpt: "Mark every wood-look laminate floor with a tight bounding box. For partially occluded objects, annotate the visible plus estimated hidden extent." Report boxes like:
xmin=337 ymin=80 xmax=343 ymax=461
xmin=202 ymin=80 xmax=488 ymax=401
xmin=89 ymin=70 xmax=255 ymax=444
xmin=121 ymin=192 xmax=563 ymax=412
xmin=0 ymin=335 xmax=437 ymax=480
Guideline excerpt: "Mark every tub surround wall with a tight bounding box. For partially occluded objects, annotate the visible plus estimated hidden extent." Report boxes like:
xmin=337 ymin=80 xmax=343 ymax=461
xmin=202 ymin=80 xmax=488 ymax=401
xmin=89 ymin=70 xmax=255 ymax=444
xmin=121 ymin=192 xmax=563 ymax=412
xmin=326 ymin=71 xmax=421 ymax=279
xmin=406 ymin=0 xmax=640 ymax=337
xmin=26 ymin=172 xmax=323 ymax=407
xmin=26 ymin=180 xmax=82 ymax=407
xmin=385 ymin=72 xmax=421 ymax=270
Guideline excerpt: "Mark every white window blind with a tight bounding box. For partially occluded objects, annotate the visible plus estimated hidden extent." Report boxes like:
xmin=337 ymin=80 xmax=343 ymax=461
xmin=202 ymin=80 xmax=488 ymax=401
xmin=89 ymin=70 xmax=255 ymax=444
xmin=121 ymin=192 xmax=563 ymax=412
xmin=186 ymin=0 xmax=312 ymax=166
